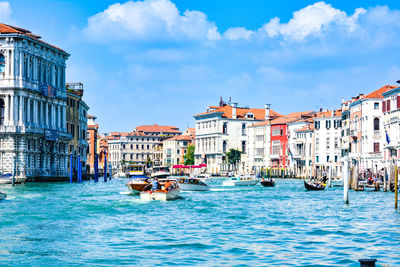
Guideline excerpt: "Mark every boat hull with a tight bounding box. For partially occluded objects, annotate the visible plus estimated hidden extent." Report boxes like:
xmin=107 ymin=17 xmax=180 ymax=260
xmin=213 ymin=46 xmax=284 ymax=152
xmin=223 ymin=179 xmax=259 ymax=186
xmin=0 ymin=192 xmax=6 ymax=200
xmin=126 ymin=182 xmax=152 ymax=194
xmin=140 ymin=189 xmax=180 ymax=201
xmin=304 ymin=180 xmax=325 ymax=191
xmin=179 ymin=183 xmax=210 ymax=191
xmin=261 ymin=180 xmax=275 ymax=187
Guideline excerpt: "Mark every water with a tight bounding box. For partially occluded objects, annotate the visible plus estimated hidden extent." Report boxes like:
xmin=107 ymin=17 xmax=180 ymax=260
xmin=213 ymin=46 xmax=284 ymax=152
xmin=0 ymin=179 xmax=399 ymax=266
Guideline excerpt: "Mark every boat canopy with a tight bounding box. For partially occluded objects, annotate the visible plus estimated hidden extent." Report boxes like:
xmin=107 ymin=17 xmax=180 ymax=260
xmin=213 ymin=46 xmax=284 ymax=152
xmin=172 ymin=164 xmax=207 ymax=169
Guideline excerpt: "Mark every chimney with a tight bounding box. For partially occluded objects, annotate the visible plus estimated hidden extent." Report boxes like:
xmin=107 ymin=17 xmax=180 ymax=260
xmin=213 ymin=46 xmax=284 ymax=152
xmin=232 ymin=103 xmax=238 ymax=119
xmin=265 ymin=104 xmax=271 ymax=121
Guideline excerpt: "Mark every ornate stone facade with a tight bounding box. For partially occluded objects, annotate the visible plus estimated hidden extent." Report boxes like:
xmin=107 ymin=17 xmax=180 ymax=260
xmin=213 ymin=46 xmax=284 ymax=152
xmin=0 ymin=24 xmax=71 ymax=182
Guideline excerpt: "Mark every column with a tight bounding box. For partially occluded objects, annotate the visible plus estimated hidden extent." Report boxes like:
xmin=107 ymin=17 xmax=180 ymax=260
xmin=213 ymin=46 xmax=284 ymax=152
xmin=10 ymin=50 xmax=14 ymax=80
xmin=4 ymin=95 xmax=9 ymax=126
xmin=26 ymin=98 xmax=31 ymax=125
xmin=18 ymin=96 xmax=23 ymax=125
xmin=63 ymin=105 xmax=66 ymax=132
xmin=19 ymin=51 xmax=23 ymax=81
xmin=9 ymin=94 xmax=14 ymax=125
xmin=44 ymin=103 xmax=48 ymax=128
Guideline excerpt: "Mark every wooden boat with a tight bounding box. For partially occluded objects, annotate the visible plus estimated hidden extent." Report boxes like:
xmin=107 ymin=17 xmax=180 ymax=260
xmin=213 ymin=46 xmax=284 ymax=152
xmin=304 ymin=180 xmax=325 ymax=191
xmin=140 ymin=181 xmax=180 ymax=201
xmin=126 ymin=176 xmax=152 ymax=194
xmin=0 ymin=192 xmax=6 ymax=200
xmin=178 ymin=177 xmax=210 ymax=191
xmin=223 ymin=176 xmax=259 ymax=186
xmin=260 ymin=179 xmax=275 ymax=187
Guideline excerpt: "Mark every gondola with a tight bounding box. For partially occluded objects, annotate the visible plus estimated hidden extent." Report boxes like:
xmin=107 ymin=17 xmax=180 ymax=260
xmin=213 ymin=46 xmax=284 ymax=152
xmin=0 ymin=192 xmax=6 ymax=200
xmin=304 ymin=180 xmax=325 ymax=191
xmin=260 ymin=179 xmax=275 ymax=187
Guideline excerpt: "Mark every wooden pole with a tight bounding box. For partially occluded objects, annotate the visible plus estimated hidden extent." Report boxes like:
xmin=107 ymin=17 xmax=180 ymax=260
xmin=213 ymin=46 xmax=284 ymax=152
xmin=344 ymin=159 xmax=349 ymax=204
xmin=328 ymin=163 xmax=332 ymax=187
xmin=395 ymin=165 xmax=398 ymax=210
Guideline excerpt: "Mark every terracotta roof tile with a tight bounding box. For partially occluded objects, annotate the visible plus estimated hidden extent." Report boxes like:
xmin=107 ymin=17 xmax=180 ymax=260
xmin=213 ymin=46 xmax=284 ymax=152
xmin=364 ymin=84 xmax=397 ymax=99
xmin=296 ymin=124 xmax=314 ymax=132
xmin=164 ymin=134 xmax=195 ymax=142
xmin=194 ymin=104 xmax=281 ymax=120
xmin=135 ymin=124 xmax=181 ymax=134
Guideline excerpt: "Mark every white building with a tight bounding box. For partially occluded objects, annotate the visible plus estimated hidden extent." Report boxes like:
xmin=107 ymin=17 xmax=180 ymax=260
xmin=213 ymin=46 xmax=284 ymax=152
xmin=162 ymin=128 xmax=195 ymax=168
xmin=0 ymin=23 xmax=70 ymax=181
xmin=293 ymin=123 xmax=314 ymax=178
xmin=313 ymin=110 xmax=342 ymax=178
xmin=246 ymin=120 xmax=271 ymax=174
xmin=194 ymin=99 xmax=280 ymax=175
xmin=382 ymin=86 xmax=400 ymax=163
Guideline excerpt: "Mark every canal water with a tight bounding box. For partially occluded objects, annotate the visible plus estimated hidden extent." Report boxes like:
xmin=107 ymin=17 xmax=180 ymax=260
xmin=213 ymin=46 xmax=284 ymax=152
xmin=0 ymin=179 xmax=399 ymax=266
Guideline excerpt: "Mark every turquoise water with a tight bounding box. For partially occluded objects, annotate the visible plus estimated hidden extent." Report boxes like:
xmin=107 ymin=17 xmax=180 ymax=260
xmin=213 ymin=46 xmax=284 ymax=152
xmin=0 ymin=179 xmax=399 ymax=266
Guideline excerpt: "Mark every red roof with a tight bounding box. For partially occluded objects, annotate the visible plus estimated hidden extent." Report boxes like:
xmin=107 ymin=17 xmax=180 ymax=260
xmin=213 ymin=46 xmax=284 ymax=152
xmin=364 ymin=84 xmax=397 ymax=99
xmin=314 ymin=109 xmax=342 ymax=118
xmin=296 ymin=123 xmax=314 ymax=132
xmin=194 ymin=105 xmax=281 ymax=120
xmin=0 ymin=23 xmax=67 ymax=54
xmin=164 ymin=134 xmax=195 ymax=142
xmin=135 ymin=124 xmax=181 ymax=134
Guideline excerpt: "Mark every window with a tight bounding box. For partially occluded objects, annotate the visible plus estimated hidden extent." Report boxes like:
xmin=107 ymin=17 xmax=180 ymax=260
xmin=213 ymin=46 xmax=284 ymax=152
xmin=316 ymin=156 xmax=319 ymax=162
xmin=314 ymin=121 xmax=320 ymax=130
xmin=326 ymin=137 xmax=330 ymax=149
xmin=0 ymin=54 xmax=5 ymax=78
xmin=374 ymin=142 xmax=379 ymax=152
xmin=334 ymin=137 xmax=339 ymax=148
xmin=242 ymin=124 xmax=246 ymax=135
xmin=0 ymin=98 xmax=4 ymax=125
xmin=315 ymin=138 xmax=319 ymax=151
xmin=223 ymin=141 xmax=227 ymax=153
xmin=397 ymin=96 xmax=400 ymax=109
xmin=373 ymin=118 xmax=379 ymax=131
xmin=242 ymin=141 xmax=246 ymax=152
xmin=335 ymin=155 xmax=338 ymax=162
xmin=327 ymin=156 xmax=330 ymax=162
xmin=177 ymin=150 xmax=180 ymax=154
xmin=272 ymin=141 xmax=280 ymax=155
xmin=326 ymin=120 xmax=331 ymax=129
xmin=272 ymin=127 xmax=280 ymax=136
xmin=374 ymin=102 xmax=379 ymax=109
xmin=222 ymin=123 xmax=228 ymax=134
xmin=386 ymin=99 xmax=391 ymax=112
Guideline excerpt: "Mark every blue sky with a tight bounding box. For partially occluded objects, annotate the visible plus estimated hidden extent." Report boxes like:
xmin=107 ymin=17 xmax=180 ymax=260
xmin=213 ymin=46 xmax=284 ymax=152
xmin=2 ymin=0 xmax=400 ymax=133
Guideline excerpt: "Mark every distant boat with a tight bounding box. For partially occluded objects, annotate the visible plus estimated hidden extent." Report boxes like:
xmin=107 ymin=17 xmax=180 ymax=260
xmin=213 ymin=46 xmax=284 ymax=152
xmin=223 ymin=176 xmax=259 ymax=186
xmin=0 ymin=192 xmax=6 ymax=200
xmin=178 ymin=177 xmax=210 ymax=191
xmin=304 ymin=180 xmax=325 ymax=191
xmin=151 ymin=166 xmax=171 ymax=179
xmin=0 ymin=173 xmax=12 ymax=184
xmin=260 ymin=179 xmax=275 ymax=187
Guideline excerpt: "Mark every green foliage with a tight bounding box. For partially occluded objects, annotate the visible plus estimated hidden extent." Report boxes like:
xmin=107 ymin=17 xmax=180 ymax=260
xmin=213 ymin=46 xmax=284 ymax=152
xmin=226 ymin=148 xmax=242 ymax=165
xmin=184 ymin=145 xmax=195 ymax=165
xmin=145 ymin=157 xmax=152 ymax=167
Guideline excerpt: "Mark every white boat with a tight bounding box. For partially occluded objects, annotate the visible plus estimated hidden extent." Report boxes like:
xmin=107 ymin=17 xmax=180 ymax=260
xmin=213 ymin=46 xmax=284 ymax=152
xmin=0 ymin=192 xmax=6 ymax=200
xmin=0 ymin=173 xmax=13 ymax=184
xmin=223 ymin=176 xmax=259 ymax=186
xmin=151 ymin=166 xmax=171 ymax=179
xmin=178 ymin=177 xmax=210 ymax=191
xmin=140 ymin=181 xmax=180 ymax=201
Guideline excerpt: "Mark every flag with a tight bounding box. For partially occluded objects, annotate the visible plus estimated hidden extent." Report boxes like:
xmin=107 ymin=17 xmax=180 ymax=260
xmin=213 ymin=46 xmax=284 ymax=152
xmin=386 ymin=131 xmax=390 ymax=144
xmin=287 ymin=147 xmax=293 ymax=161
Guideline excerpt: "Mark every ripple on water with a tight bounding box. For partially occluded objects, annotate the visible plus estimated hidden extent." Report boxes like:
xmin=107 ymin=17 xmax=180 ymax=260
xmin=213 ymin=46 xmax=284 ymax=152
xmin=0 ymin=179 xmax=400 ymax=266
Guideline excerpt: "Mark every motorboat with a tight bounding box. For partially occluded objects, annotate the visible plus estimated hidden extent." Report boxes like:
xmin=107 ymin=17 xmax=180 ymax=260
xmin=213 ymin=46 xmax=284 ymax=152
xmin=260 ymin=178 xmax=275 ymax=187
xmin=222 ymin=176 xmax=259 ymax=186
xmin=151 ymin=166 xmax=171 ymax=179
xmin=126 ymin=176 xmax=152 ymax=194
xmin=304 ymin=180 xmax=325 ymax=191
xmin=140 ymin=180 xmax=180 ymax=201
xmin=0 ymin=173 xmax=13 ymax=184
xmin=178 ymin=177 xmax=210 ymax=191
xmin=0 ymin=191 xmax=6 ymax=200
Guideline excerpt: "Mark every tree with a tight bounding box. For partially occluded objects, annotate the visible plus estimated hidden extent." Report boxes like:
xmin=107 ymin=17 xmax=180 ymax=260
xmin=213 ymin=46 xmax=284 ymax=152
xmin=184 ymin=145 xmax=195 ymax=165
xmin=226 ymin=148 xmax=242 ymax=170
xmin=145 ymin=157 xmax=153 ymax=168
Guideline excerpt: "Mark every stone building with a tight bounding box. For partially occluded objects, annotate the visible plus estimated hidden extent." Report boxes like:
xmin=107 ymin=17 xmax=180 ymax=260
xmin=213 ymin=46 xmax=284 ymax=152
xmin=162 ymin=128 xmax=195 ymax=167
xmin=0 ymin=23 xmax=70 ymax=181
xmin=66 ymin=82 xmax=89 ymax=177
xmin=86 ymin=115 xmax=98 ymax=174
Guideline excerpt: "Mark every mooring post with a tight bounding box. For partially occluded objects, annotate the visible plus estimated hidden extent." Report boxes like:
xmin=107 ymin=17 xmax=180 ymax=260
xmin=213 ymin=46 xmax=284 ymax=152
xmin=328 ymin=164 xmax=332 ymax=188
xmin=69 ymin=154 xmax=73 ymax=183
xmin=104 ymin=151 xmax=107 ymax=182
xmin=344 ymin=158 xmax=349 ymax=204
xmin=12 ymin=155 xmax=16 ymax=187
xmin=395 ymin=165 xmax=398 ymax=210
xmin=94 ymin=154 xmax=99 ymax=182
xmin=77 ymin=155 xmax=81 ymax=183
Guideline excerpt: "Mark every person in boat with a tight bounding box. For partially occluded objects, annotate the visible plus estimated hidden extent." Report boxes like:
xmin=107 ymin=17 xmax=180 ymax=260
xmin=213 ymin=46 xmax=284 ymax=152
xmin=152 ymin=178 xmax=160 ymax=192
xmin=322 ymin=170 xmax=327 ymax=183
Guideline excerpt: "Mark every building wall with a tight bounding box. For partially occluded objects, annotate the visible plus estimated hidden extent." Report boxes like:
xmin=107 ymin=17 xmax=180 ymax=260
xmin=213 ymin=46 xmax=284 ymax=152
xmin=0 ymin=31 xmax=70 ymax=181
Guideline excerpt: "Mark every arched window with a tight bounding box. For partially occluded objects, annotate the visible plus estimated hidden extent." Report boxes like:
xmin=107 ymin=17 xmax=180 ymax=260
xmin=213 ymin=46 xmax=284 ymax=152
xmin=373 ymin=118 xmax=379 ymax=131
xmin=222 ymin=122 xmax=228 ymax=134
xmin=242 ymin=123 xmax=246 ymax=135
xmin=0 ymin=98 xmax=4 ymax=125
xmin=223 ymin=141 xmax=227 ymax=153
xmin=0 ymin=54 xmax=5 ymax=78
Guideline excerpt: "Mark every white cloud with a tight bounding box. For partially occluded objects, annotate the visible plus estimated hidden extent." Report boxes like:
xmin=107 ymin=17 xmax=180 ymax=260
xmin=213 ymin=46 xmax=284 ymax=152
xmin=223 ymin=27 xmax=253 ymax=41
xmin=0 ymin=1 xmax=11 ymax=22
xmin=84 ymin=0 xmax=220 ymax=42
xmin=263 ymin=1 xmax=366 ymax=41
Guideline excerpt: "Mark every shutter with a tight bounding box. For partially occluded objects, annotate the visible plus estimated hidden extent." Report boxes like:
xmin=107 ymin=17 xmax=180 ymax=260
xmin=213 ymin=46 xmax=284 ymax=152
xmin=383 ymin=101 xmax=386 ymax=112
xmin=387 ymin=99 xmax=391 ymax=111
xmin=397 ymin=95 xmax=400 ymax=109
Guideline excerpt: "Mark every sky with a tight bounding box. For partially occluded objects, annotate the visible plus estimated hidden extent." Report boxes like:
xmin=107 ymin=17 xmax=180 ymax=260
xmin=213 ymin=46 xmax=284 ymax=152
xmin=2 ymin=0 xmax=400 ymax=133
